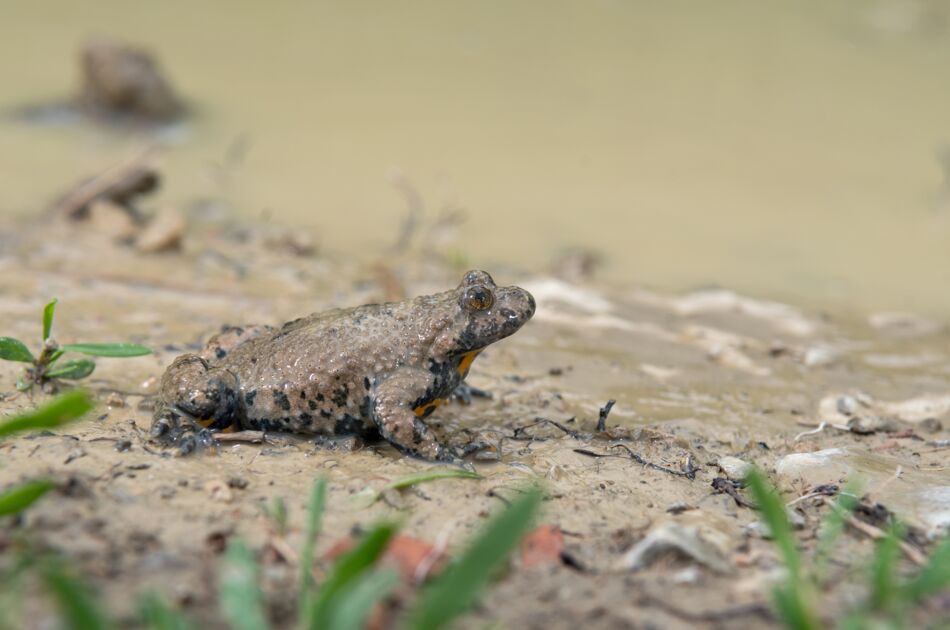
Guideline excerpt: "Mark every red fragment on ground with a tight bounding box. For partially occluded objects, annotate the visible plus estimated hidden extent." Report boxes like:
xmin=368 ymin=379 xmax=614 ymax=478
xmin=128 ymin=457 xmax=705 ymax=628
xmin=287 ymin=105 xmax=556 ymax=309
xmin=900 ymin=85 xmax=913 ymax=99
xmin=519 ymin=525 xmax=565 ymax=569
xmin=323 ymin=534 xmax=445 ymax=582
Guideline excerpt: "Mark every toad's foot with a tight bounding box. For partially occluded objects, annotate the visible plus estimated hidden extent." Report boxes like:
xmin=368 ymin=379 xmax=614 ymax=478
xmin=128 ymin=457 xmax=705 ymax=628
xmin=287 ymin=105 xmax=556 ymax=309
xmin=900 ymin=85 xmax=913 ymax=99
xmin=150 ymin=406 xmax=219 ymax=456
xmin=449 ymin=383 xmax=492 ymax=405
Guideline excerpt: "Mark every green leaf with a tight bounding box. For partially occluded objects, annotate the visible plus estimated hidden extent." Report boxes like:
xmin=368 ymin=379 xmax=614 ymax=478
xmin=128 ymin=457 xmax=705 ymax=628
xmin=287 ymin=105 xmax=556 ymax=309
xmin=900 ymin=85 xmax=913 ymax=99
xmin=60 ymin=343 xmax=152 ymax=358
xmin=903 ymin=536 xmax=950 ymax=604
xmin=42 ymin=559 xmax=113 ymax=630
xmin=0 ymin=479 xmax=55 ymax=517
xmin=0 ymin=337 xmax=34 ymax=363
xmin=326 ymin=569 xmax=398 ymax=630
xmin=388 ymin=468 xmax=481 ymax=491
xmin=47 ymin=349 xmax=65 ymax=366
xmin=0 ymin=551 xmax=35 ymax=630
xmin=43 ymin=299 xmax=57 ymax=341
xmin=298 ymin=479 xmax=327 ymax=622
xmin=815 ymin=482 xmax=861 ymax=582
xmin=772 ymin=585 xmax=819 ymax=630
xmin=46 ymin=359 xmax=96 ymax=380
xmin=870 ymin=524 xmax=902 ymax=612
xmin=138 ymin=592 xmax=193 ymax=630
xmin=745 ymin=469 xmax=821 ymax=630
xmin=745 ymin=469 xmax=800 ymax=579
xmin=0 ymin=390 xmax=94 ymax=439
xmin=352 ymin=468 xmax=481 ymax=509
xmin=409 ymin=487 xmax=542 ymax=630
xmin=219 ymin=541 xmax=270 ymax=630
xmin=308 ymin=523 xmax=397 ymax=630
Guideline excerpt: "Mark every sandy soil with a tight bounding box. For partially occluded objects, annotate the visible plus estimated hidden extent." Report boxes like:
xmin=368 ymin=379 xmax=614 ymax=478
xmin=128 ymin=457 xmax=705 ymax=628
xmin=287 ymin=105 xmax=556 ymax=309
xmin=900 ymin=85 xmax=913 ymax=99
xmin=1 ymin=208 xmax=948 ymax=629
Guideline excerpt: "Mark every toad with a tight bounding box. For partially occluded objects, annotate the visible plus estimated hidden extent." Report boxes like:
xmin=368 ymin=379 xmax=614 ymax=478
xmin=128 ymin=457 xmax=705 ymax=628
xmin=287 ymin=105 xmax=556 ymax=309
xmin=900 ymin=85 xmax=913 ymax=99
xmin=151 ymin=270 xmax=535 ymax=460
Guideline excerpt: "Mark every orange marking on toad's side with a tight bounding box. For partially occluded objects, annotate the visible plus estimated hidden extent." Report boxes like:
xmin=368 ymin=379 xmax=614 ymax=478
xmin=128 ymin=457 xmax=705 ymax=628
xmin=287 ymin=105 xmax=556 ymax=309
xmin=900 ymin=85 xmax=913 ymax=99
xmin=413 ymin=399 xmax=443 ymax=417
xmin=457 ymin=350 xmax=480 ymax=376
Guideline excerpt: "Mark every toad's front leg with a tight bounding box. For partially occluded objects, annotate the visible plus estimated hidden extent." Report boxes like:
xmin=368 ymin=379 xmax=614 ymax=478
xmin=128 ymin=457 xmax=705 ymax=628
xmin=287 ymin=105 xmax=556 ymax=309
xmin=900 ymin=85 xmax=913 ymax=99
xmin=150 ymin=354 xmax=242 ymax=454
xmin=372 ymin=368 xmax=454 ymax=461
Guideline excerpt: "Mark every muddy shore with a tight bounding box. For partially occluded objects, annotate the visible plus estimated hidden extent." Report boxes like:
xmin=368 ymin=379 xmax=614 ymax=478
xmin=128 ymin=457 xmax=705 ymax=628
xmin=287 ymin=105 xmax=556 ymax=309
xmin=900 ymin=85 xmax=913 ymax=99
xmin=1 ymin=202 xmax=948 ymax=628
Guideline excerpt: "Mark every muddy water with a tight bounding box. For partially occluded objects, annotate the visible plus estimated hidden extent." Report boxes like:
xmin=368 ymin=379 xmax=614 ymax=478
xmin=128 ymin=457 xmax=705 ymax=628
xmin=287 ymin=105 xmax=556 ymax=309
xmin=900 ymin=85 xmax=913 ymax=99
xmin=2 ymin=1 xmax=950 ymax=316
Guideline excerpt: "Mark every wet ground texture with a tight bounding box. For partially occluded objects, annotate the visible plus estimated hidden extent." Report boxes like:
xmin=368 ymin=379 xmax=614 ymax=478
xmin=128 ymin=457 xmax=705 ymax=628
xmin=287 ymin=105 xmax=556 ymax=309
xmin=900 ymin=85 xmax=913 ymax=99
xmin=1 ymin=207 xmax=949 ymax=629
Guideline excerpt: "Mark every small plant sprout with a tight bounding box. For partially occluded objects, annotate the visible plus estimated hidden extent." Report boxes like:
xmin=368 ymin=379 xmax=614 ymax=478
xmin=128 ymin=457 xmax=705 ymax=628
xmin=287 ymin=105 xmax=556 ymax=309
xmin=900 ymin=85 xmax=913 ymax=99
xmin=0 ymin=298 xmax=151 ymax=392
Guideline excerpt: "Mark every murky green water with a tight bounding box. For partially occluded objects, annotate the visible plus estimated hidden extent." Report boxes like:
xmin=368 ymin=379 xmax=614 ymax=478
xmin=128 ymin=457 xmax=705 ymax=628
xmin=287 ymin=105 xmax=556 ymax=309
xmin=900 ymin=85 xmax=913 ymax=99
xmin=2 ymin=0 xmax=949 ymax=315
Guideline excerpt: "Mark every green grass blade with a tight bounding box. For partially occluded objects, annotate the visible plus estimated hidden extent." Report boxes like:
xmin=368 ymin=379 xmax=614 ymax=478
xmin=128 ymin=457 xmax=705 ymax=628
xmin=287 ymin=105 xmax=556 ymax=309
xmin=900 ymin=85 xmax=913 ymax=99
xmin=298 ymin=479 xmax=327 ymax=622
xmin=0 ymin=390 xmax=94 ymax=439
xmin=219 ymin=540 xmax=270 ymax=630
xmin=60 ymin=343 xmax=152 ymax=357
xmin=0 ymin=337 xmax=34 ymax=363
xmin=138 ymin=592 xmax=193 ymax=630
xmin=42 ymin=559 xmax=113 ymax=630
xmin=0 ymin=479 xmax=55 ymax=517
xmin=46 ymin=359 xmax=96 ymax=380
xmin=870 ymin=524 xmax=902 ymax=612
xmin=352 ymin=468 xmax=481 ymax=509
xmin=745 ymin=469 xmax=800 ymax=578
xmin=409 ymin=487 xmax=543 ymax=630
xmin=43 ymin=299 xmax=57 ymax=341
xmin=308 ymin=523 xmax=397 ymax=630
xmin=388 ymin=468 xmax=481 ymax=491
xmin=815 ymin=483 xmax=861 ymax=582
xmin=745 ymin=469 xmax=822 ymax=630
xmin=772 ymin=585 xmax=819 ymax=630
xmin=327 ymin=569 xmax=398 ymax=630
xmin=903 ymin=536 xmax=950 ymax=604
xmin=0 ymin=551 xmax=36 ymax=630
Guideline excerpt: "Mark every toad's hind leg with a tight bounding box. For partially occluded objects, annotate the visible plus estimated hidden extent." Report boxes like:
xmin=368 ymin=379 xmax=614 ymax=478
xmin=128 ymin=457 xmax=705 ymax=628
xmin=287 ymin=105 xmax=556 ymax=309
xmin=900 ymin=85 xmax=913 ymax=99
xmin=372 ymin=368 xmax=454 ymax=461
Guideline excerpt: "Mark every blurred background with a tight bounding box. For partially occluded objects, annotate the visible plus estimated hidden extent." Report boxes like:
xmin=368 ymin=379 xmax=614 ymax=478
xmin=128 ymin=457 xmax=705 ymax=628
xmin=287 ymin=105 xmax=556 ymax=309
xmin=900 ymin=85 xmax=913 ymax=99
xmin=2 ymin=0 xmax=949 ymax=315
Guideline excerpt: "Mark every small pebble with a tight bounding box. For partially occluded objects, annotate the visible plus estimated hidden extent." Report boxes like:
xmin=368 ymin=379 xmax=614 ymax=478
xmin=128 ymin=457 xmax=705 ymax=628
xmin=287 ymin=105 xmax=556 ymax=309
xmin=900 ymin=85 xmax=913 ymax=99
xmin=837 ymin=396 xmax=857 ymax=416
xmin=717 ymin=456 xmax=752 ymax=481
xmin=227 ymin=477 xmax=249 ymax=489
xmin=204 ymin=480 xmax=233 ymax=503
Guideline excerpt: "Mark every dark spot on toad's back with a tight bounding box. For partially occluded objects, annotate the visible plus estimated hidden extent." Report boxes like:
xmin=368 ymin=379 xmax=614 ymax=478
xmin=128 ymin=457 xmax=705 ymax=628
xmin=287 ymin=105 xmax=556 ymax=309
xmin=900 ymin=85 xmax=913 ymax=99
xmin=272 ymin=389 xmax=290 ymax=411
xmin=332 ymin=384 xmax=349 ymax=408
xmin=245 ymin=390 xmax=257 ymax=406
xmin=308 ymin=399 xmax=317 ymax=410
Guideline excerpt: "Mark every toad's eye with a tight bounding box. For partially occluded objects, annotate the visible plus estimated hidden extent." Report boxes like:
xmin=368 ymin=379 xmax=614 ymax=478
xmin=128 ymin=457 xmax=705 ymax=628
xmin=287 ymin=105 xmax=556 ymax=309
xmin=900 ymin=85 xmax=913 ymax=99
xmin=461 ymin=286 xmax=494 ymax=311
